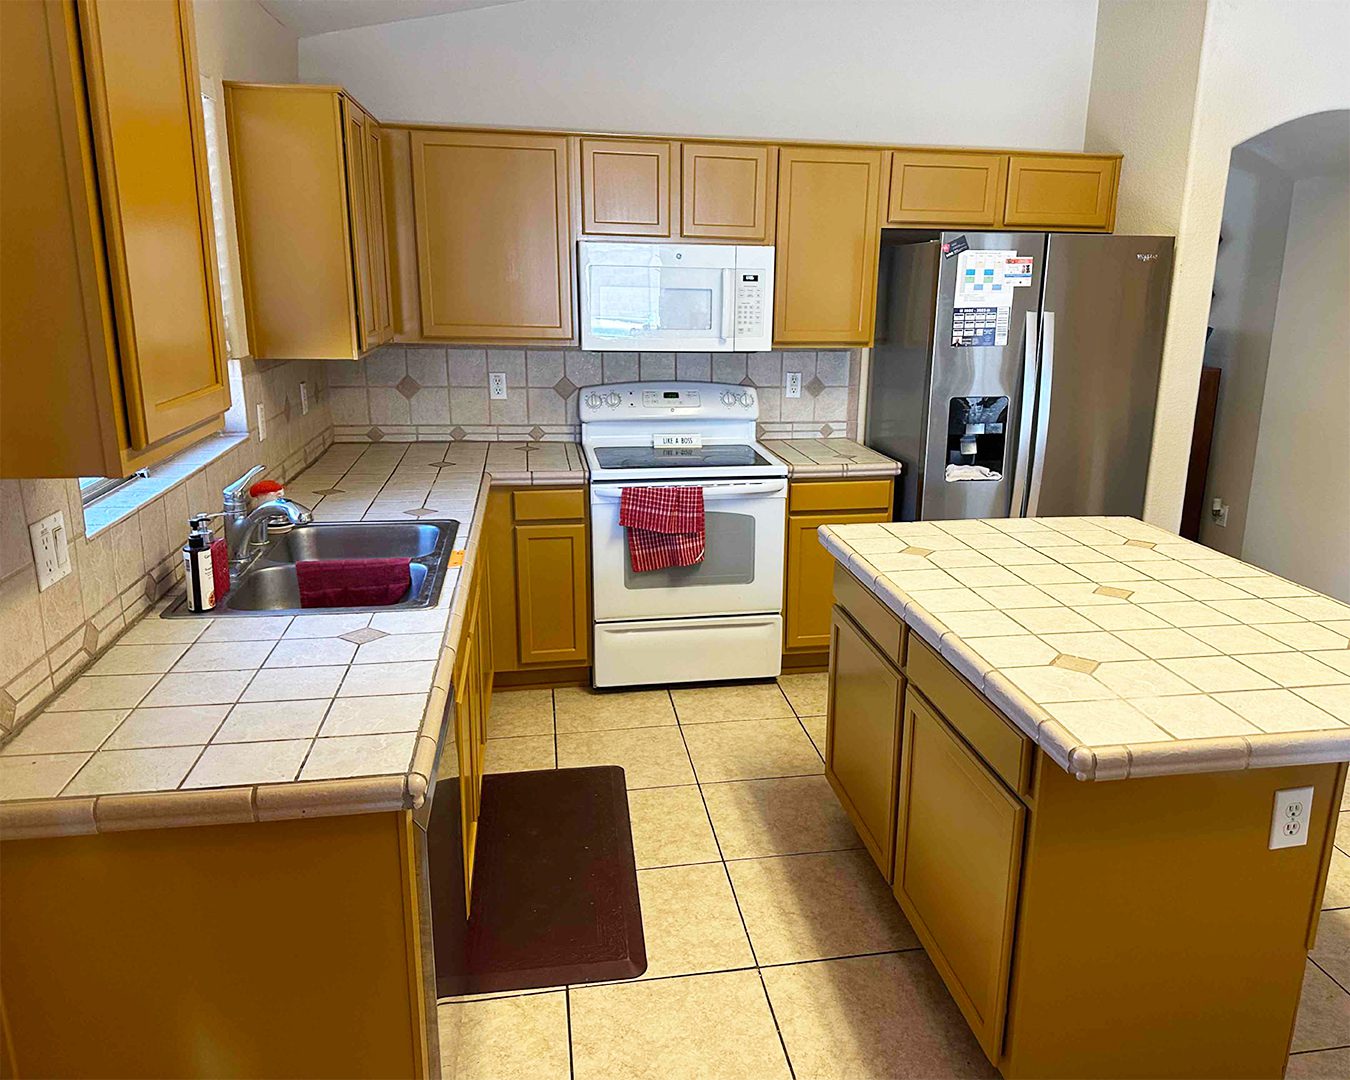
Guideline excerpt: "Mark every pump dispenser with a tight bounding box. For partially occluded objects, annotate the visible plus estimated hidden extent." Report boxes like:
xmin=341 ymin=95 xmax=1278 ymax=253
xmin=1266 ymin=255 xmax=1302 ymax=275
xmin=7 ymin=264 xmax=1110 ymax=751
xmin=183 ymin=514 xmax=217 ymax=612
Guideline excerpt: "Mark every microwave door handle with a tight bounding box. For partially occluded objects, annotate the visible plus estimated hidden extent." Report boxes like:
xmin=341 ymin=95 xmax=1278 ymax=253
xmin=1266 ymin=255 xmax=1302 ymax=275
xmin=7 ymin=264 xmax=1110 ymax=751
xmin=720 ymin=269 xmax=735 ymax=344
xmin=592 ymin=479 xmax=786 ymax=499
xmin=1025 ymin=311 xmax=1054 ymax=518
xmin=1008 ymin=311 xmax=1038 ymax=517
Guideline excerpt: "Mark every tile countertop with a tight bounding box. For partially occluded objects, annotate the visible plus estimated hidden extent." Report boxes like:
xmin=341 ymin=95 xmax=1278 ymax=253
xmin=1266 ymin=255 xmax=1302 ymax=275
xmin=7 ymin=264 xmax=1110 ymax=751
xmin=0 ymin=441 xmax=587 ymax=840
xmin=821 ymin=516 xmax=1350 ymax=782
xmin=762 ymin=439 xmax=903 ymax=479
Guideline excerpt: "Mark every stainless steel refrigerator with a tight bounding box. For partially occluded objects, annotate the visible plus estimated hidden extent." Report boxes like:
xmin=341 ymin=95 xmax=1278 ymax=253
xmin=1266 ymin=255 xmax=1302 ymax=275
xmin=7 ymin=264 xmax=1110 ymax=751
xmin=866 ymin=230 xmax=1174 ymax=521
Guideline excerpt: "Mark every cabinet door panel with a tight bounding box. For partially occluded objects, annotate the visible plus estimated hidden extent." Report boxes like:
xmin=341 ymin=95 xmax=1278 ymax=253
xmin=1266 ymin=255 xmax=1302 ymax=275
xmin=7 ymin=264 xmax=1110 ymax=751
xmin=80 ymin=0 xmax=229 ymax=447
xmin=886 ymin=150 xmax=1007 ymax=227
xmin=786 ymin=508 xmax=890 ymax=652
xmin=774 ymin=147 xmax=882 ymax=346
xmin=581 ymin=138 xmax=672 ymax=237
xmin=363 ymin=122 xmax=393 ymax=343
xmin=826 ymin=608 xmax=903 ymax=876
xmin=515 ymin=523 xmax=590 ymax=665
xmin=411 ymin=131 xmax=573 ymax=340
xmin=343 ymin=101 xmax=376 ymax=351
xmin=894 ymin=692 xmax=1025 ymax=1061
xmin=1003 ymin=154 xmax=1118 ymax=231
xmin=681 ymin=142 xmax=775 ymax=241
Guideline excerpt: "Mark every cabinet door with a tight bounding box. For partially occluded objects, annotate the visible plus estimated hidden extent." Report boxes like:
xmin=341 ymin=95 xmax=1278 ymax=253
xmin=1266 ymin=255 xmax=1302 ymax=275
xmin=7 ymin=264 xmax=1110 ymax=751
xmin=785 ymin=508 xmax=891 ymax=652
xmin=1003 ymin=154 xmax=1118 ymax=231
xmin=363 ymin=122 xmax=394 ymax=344
xmin=79 ymin=0 xmax=229 ymax=448
xmin=894 ymin=691 xmax=1025 ymax=1062
xmin=826 ymin=607 xmax=903 ymax=877
xmin=681 ymin=142 xmax=776 ymax=242
xmin=886 ymin=150 xmax=1007 ymax=227
xmin=581 ymin=138 xmax=673 ymax=237
xmin=411 ymin=130 xmax=574 ymax=340
xmin=342 ymin=100 xmax=376 ymax=351
xmin=514 ymin=523 xmax=590 ymax=665
xmin=774 ymin=146 xmax=882 ymax=346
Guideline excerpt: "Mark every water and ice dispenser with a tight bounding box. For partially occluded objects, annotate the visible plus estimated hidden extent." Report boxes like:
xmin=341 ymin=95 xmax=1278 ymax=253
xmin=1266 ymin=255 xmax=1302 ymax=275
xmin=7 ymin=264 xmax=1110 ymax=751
xmin=945 ymin=397 xmax=1008 ymax=482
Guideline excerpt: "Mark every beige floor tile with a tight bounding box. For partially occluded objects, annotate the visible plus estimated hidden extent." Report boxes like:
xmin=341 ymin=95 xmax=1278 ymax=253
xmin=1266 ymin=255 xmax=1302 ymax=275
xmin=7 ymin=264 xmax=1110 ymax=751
xmin=63 ymin=745 xmax=202 ymax=796
xmin=483 ymin=735 xmax=556 ymax=774
xmin=1312 ymin=909 xmax=1350 ymax=991
xmin=554 ymin=686 xmax=675 ymax=732
xmin=0 ymin=710 xmax=126 ymax=755
xmin=762 ymin=951 xmax=997 ymax=1080
xmin=1324 ymin=850 xmax=1350 ymax=910
xmin=486 ymin=689 xmax=554 ymax=738
xmin=672 ymin=681 xmax=794 ymax=724
xmin=777 ymin=672 xmax=828 ymax=717
xmin=728 ymin=849 xmax=918 ymax=965
xmin=627 ymin=785 xmax=719 ymax=869
xmin=801 ymin=715 xmax=826 ymax=759
xmin=703 ymin=775 xmax=860 ymax=860
xmin=569 ymin=969 xmax=792 ymax=1080
xmin=556 ymin=727 xmax=693 ymax=789
xmin=635 ymin=862 xmax=754 ymax=979
xmin=1338 ymin=811 xmax=1349 ymax=855
xmin=1286 ymin=1048 xmax=1350 ymax=1078
xmin=437 ymin=991 xmax=570 ymax=1080
xmin=682 ymin=717 xmax=822 ymax=783
xmin=1292 ymin=959 xmax=1350 ymax=1052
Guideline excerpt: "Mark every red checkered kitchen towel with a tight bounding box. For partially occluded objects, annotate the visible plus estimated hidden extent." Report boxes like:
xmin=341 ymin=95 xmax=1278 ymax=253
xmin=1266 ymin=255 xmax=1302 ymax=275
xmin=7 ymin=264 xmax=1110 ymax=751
xmin=618 ymin=486 xmax=705 ymax=572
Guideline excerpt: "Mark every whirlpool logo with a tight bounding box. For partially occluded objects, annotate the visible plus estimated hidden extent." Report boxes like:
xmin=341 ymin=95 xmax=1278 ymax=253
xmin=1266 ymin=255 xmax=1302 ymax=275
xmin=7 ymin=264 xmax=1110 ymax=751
xmin=1136 ymin=253 xmax=1160 ymax=262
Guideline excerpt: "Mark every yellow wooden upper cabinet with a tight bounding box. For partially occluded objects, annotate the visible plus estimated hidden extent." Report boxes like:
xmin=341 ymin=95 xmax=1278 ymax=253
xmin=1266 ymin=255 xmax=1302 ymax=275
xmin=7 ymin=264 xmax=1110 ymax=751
xmin=1003 ymin=153 xmax=1119 ymax=231
xmin=773 ymin=146 xmax=883 ymax=347
xmin=580 ymin=138 xmax=675 ymax=238
xmin=225 ymin=83 xmax=391 ymax=360
xmin=885 ymin=150 xmax=1008 ymax=228
xmin=410 ymin=130 xmax=574 ymax=342
xmin=681 ymin=142 xmax=777 ymax=242
xmin=1 ymin=0 xmax=230 ymax=478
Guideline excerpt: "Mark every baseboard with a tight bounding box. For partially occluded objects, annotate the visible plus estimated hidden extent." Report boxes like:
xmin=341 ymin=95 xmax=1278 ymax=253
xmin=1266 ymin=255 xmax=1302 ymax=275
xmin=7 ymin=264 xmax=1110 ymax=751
xmin=781 ymin=651 xmax=829 ymax=672
xmin=494 ymin=665 xmax=592 ymax=690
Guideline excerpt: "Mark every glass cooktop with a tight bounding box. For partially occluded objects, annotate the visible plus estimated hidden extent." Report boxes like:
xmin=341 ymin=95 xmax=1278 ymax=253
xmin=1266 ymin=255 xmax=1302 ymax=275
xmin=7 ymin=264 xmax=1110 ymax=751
xmin=593 ymin=444 xmax=773 ymax=470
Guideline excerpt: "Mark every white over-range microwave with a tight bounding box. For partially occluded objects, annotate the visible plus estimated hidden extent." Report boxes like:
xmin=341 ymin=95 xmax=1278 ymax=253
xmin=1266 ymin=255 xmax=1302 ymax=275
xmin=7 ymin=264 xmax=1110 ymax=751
xmin=578 ymin=241 xmax=775 ymax=352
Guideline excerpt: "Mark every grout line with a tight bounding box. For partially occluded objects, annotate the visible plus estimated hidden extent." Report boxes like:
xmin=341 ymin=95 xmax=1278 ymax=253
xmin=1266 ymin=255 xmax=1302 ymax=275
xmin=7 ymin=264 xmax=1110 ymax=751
xmin=1309 ymin=954 xmax=1350 ymax=998
xmin=757 ymin=966 xmax=797 ymax=1080
xmin=564 ymin=985 xmax=575 ymax=1079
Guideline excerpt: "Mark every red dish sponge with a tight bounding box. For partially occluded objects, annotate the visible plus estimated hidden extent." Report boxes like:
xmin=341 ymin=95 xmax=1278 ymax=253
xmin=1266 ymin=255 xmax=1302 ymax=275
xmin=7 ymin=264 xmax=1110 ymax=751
xmin=295 ymin=558 xmax=412 ymax=609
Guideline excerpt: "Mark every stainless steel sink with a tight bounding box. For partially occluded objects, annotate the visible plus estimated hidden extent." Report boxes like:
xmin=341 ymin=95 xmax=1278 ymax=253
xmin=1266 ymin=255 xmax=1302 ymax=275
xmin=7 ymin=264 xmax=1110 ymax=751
xmin=163 ymin=520 xmax=458 ymax=618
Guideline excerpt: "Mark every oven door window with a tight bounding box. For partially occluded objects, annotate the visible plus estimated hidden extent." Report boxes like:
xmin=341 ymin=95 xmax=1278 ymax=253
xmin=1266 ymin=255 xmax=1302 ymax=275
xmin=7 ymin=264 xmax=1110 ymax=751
xmin=621 ymin=510 xmax=755 ymax=589
xmin=588 ymin=264 xmax=726 ymax=344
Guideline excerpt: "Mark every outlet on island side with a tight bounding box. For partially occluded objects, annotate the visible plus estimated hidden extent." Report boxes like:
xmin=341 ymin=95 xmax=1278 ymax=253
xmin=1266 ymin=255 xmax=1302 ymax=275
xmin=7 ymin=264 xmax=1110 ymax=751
xmin=1269 ymin=786 xmax=1314 ymax=849
xmin=489 ymin=372 xmax=508 ymax=400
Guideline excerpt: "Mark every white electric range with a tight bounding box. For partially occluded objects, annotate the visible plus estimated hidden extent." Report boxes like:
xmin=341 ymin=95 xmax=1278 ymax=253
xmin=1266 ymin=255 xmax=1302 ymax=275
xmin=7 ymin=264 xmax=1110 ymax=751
xmin=581 ymin=382 xmax=788 ymax=688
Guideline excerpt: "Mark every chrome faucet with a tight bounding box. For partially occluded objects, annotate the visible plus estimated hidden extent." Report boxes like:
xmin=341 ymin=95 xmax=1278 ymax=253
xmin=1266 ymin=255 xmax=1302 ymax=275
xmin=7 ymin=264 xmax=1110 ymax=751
xmin=223 ymin=466 xmax=313 ymax=583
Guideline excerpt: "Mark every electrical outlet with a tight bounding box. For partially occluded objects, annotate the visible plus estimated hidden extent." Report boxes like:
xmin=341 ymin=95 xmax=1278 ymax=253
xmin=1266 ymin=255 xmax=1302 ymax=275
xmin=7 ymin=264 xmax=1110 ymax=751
xmin=1211 ymin=498 xmax=1229 ymax=527
xmin=488 ymin=372 xmax=508 ymax=400
xmin=785 ymin=371 xmax=802 ymax=398
xmin=1269 ymin=786 xmax=1314 ymax=849
xmin=299 ymin=381 xmax=310 ymax=415
xmin=29 ymin=511 xmax=72 ymax=592
xmin=256 ymin=402 xmax=267 ymax=441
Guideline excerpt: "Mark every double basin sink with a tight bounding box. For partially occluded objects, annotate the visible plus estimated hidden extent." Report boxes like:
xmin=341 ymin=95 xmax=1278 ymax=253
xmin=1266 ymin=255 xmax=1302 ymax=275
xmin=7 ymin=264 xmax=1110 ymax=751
xmin=164 ymin=520 xmax=459 ymax=618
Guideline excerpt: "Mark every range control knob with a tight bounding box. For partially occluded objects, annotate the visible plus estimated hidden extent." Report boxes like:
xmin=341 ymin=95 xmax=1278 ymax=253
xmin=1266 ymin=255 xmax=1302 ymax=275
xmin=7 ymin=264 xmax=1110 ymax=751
xmin=739 ymin=391 xmax=755 ymax=408
xmin=584 ymin=392 xmax=603 ymax=409
xmin=721 ymin=390 xmax=738 ymax=406
xmin=605 ymin=391 xmax=622 ymax=407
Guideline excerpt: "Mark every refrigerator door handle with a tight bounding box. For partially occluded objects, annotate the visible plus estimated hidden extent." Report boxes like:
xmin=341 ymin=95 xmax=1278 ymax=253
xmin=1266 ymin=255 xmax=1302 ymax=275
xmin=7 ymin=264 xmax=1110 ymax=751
xmin=1009 ymin=311 xmax=1038 ymax=517
xmin=1026 ymin=310 xmax=1055 ymax=517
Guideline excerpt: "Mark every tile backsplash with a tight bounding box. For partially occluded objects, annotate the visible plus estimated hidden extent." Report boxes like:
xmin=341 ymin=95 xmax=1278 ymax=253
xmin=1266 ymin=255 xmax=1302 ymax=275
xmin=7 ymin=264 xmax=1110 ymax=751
xmin=328 ymin=345 xmax=862 ymax=444
xmin=0 ymin=357 xmax=332 ymax=739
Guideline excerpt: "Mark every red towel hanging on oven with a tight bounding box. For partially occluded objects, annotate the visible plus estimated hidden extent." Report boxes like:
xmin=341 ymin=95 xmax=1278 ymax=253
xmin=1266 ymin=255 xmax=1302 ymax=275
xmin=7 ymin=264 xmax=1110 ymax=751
xmin=619 ymin=486 xmax=706 ymax=572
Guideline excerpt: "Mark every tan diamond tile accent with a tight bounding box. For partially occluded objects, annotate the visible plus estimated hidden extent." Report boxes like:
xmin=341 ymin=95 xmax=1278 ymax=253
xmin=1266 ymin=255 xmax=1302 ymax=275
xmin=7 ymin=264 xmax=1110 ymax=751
xmin=1053 ymin=653 xmax=1101 ymax=674
xmin=313 ymin=487 xmax=345 ymax=496
xmin=806 ymin=376 xmax=825 ymax=398
xmin=1125 ymin=539 xmax=1156 ymax=549
xmin=553 ymin=376 xmax=577 ymax=398
xmin=902 ymin=546 xmax=935 ymax=557
xmin=819 ymin=423 xmax=835 ymax=436
xmin=450 ymin=426 xmax=467 ymax=440
xmin=1095 ymin=585 xmax=1135 ymax=599
xmin=83 ymin=623 xmax=100 ymax=654
xmin=529 ymin=425 xmax=546 ymax=440
xmin=403 ymin=507 xmax=438 ymax=517
xmin=366 ymin=426 xmax=385 ymax=441
xmin=396 ymin=375 xmax=420 ymax=400
xmin=340 ymin=628 xmax=388 ymax=645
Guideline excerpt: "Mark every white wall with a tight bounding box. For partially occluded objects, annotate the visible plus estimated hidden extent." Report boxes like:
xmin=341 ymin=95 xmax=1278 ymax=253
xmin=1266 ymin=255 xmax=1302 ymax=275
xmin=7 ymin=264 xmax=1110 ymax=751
xmin=1241 ymin=174 xmax=1350 ymax=600
xmin=300 ymin=0 xmax=1099 ymax=149
xmin=195 ymin=0 xmax=298 ymax=82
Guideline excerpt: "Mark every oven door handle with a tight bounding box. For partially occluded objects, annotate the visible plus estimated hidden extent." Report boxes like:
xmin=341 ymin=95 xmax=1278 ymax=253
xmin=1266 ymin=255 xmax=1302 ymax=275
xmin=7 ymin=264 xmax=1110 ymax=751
xmin=591 ymin=479 xmax=787 ymax=500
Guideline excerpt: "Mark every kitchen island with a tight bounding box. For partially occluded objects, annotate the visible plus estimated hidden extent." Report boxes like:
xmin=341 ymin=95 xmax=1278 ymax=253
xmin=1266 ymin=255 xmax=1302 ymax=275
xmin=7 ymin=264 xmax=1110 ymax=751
xmin=819 ymin=515 xmax=1349 ymax=1079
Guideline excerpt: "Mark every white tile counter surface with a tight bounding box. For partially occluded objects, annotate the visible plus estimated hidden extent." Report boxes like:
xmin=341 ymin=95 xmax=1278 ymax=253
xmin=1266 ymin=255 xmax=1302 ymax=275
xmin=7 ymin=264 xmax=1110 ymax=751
xmin=0 ymin=442 xmax=587 ymax=839
xmin=821 ymin=516 xmax=1350 ymax=781
xmin=762 ymin=438 xmax=903 ymax=479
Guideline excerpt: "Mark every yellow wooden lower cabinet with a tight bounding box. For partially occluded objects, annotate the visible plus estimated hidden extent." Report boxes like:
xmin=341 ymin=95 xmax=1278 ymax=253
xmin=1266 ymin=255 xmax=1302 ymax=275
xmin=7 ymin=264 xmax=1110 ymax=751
xmin=827 ymin=567 xmax=1347 ymax=1078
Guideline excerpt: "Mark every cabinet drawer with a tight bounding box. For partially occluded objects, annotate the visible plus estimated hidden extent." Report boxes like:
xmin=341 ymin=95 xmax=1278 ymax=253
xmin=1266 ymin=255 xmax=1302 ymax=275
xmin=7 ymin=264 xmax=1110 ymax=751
xmin=789 ymin=479 xmax=893 ymax=513
xmin=832 ymin=564 xmax=905 ymax=667
xmin=906 ymin=637 xmax=1031 ymax=795
xmin=512 ymin=487 xmax=585 ymax=522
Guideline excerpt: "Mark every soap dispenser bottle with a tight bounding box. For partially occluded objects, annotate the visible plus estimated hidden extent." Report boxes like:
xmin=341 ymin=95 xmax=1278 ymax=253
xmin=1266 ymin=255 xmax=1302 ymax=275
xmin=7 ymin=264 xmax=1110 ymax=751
xmin=183 ymin=514 xmax=217 ymax=612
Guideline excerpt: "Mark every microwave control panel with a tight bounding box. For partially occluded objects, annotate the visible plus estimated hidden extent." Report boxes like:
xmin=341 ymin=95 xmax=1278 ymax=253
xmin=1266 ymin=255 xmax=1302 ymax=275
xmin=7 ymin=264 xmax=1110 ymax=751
xmin=731 ymin=246 xmax=774 ymax=351
xmin=735 ymin=273 xmax=765 ymax=337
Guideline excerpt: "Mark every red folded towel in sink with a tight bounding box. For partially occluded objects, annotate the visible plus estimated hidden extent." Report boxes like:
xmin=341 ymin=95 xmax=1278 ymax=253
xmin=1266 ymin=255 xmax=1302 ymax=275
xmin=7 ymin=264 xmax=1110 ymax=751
xmin=618 ymin=486 xmax=705 ymax=572
xmin=296 ymin=558 xmax=412 ymax=608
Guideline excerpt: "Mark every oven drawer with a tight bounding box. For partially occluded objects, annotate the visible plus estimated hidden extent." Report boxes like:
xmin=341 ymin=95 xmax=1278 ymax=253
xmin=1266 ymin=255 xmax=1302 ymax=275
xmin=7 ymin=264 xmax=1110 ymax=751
xmin=594 ymin=615 xmax=783 ymax=687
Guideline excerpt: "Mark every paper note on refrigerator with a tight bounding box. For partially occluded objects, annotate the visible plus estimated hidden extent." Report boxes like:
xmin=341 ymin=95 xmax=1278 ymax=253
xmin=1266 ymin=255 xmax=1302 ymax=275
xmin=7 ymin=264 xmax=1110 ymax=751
xmin=952 ymin=249 xmax=1020 ymax=346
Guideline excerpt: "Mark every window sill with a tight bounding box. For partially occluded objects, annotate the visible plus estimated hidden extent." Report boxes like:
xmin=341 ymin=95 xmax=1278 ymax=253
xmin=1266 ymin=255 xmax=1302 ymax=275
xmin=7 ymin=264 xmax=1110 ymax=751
xmin=84 ymin=432 xmax=250 ymax=538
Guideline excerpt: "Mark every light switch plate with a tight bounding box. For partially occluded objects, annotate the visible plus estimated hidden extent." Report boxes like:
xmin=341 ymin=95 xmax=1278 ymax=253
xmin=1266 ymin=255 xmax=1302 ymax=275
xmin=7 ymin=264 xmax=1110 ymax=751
xmin=785 ymin=371 xmax=802 ymax=398
xmin=488 ymin=372 xmax=508 ymax=400
xmin=1269 ymin=786 xmax=1314 ymax=849
xmin=30 ymin=510 xmax=72 ymax=592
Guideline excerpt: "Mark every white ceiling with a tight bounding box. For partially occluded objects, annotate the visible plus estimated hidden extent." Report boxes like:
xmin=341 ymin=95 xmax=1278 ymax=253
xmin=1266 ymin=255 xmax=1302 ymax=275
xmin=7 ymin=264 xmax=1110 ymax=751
xmin=259 ymin=0 xmax=521 ymax=38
